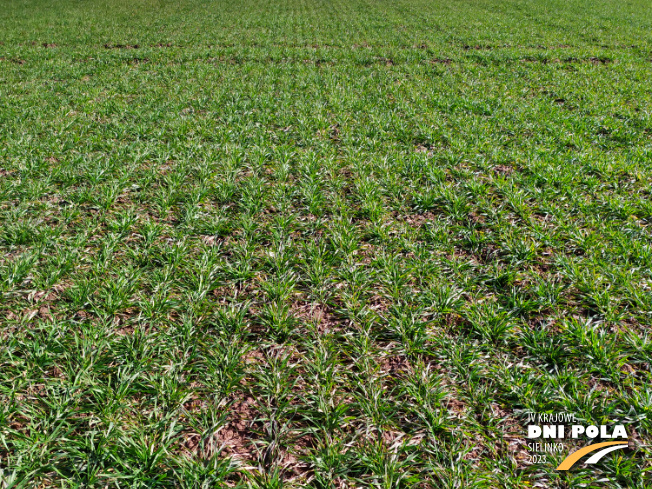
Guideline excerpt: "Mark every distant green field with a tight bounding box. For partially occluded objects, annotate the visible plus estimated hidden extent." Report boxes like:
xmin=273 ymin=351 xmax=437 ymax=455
xmin=1 ymin=0 xmax=652 ymax=487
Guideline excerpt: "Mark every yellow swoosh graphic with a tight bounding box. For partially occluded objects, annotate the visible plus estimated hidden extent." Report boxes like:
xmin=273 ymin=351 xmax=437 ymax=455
xmin=556 ymin=441 xmax=628 ymax=470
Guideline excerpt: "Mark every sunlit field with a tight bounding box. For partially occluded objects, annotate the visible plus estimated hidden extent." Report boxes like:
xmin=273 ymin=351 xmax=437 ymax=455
xmin=1 ymin=0 xmax=652 ymax=486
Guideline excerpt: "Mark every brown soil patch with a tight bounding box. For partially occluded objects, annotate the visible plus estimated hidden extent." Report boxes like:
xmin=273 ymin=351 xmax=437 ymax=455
xmin=415 ymin=144 xmax=435 ymax=156
xmin=38 ymin=306 xmax=52 ymax=321
xmin=243 ymin=348 xmax=265 ymax=365
xmin=589 ymin=56 xmax=611 ymax=65
xmin=493 ymin=165 xmax=514 ymax=175
xmin=213 ymin=396 xmax=261 ymax=461
xmin=104 ymin=43 xmax=139 ymax=49
xmin=379 ymin=355 xmax=411 ymax=377
xmin=115 ymin=318 xmax=135 ymax=335
xmin=467 ymin=212 xmax=485 ymax=225
xmin=179 ymin=395 xmax=262 ymax=462
xmin=368 ymin=294 xmax=391 ymax=313
xmin=74 ymin=310 xmax=91 ymax=320
xmin=4 ymin=311 xmax=19 ymax=321
xmin=401 ymin=211 xmax=436 ymax=228
xmin=292 ymin=302 xmax=340 ymax=333
xmin=445 ymin=398 xmax=467 ymax=415
xmin=463 ymin=45 xmax=492 ymax=50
